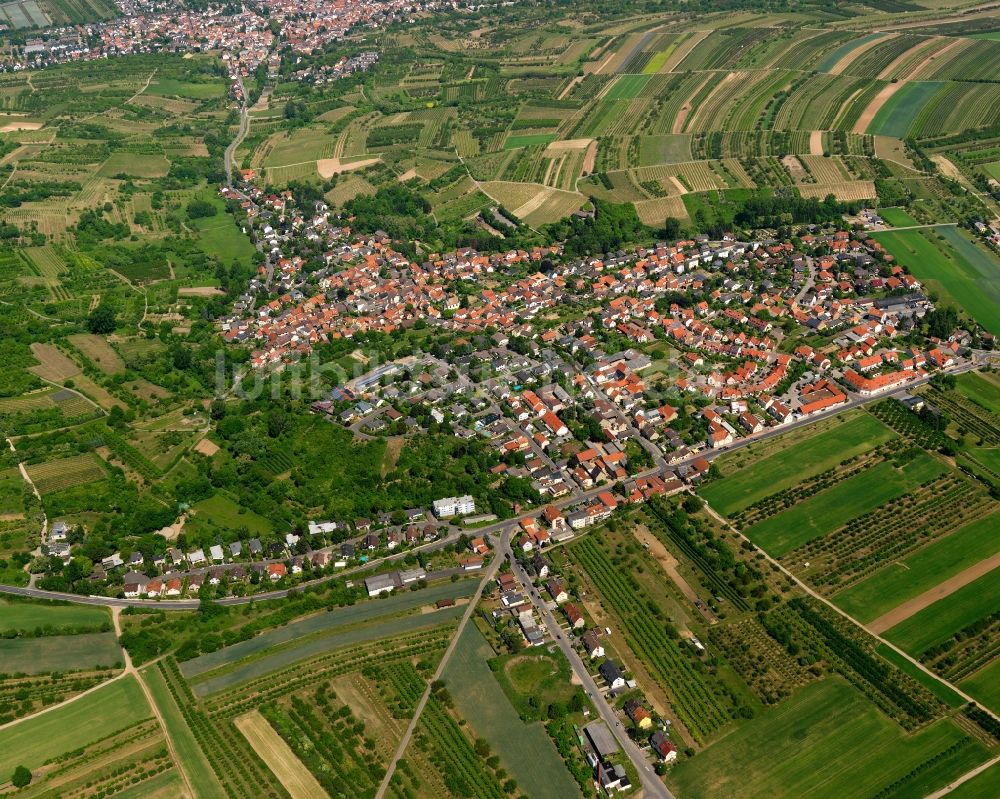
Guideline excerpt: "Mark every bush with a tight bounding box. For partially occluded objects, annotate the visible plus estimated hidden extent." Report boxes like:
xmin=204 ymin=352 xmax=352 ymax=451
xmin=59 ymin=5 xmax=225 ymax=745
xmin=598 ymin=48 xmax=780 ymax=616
xmin=11 ymin=765 xmax=31 ymax=788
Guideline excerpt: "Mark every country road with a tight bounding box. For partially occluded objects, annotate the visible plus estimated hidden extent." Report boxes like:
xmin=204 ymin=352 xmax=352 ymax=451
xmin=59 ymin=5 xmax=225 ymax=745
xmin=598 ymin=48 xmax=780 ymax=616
xmin=224 ymin=75 xmax=249 ymax=188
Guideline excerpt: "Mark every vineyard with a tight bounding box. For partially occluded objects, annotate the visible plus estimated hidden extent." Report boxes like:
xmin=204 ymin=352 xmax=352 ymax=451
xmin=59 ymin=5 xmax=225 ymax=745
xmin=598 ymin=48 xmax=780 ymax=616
xmin=24 ymin=452 xmax=107 ymax=494
xmin=569 ymin=534 xmax=735 ymax=743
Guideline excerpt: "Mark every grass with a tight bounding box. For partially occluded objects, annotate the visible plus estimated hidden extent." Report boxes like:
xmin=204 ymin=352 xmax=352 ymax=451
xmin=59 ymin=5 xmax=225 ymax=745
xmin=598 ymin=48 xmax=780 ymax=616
xmin=0 ymin=675 xmax=151 ymax=775
xmin=945 ymin=761 xmax=1000 ymax=799
xmin=873 ymin=226 xmax=1000 ymax=336
xmin=193 ymin=214 xmax=257 ymax=269
xmin=878 ymin=207 xmax=918 ymax=226
xmin=699 ymin=413 xmax=895 ymax=516
xmin=885 ymin=568 xmax=1000 ymax=655
xmin=959 ymin=658 xmax=1000 ymax=715
xmin=833 ymin=510 xmax=1000 ymax=622
xmin=0 ymin=598 xmax=109 ymax=632
xmin=185 ymin=492 xmax=274 ymax=536
xmin=985 ymin=162 xmax=1000 ymax=182
xmin=667 ymin=678 xmax=988 ymax=799
xmin=956 ymin=371 xmax=1000 ymax=415
xmin=606 ymin=74 xmax=651 ymax=99
xmin=0 ymin=632 xmax=121 ymax=674
xmin=25 ymin=453 xmax=107 ymax=495
xmin=147 ymin=78 xmax=225 ymax=99
xmin=443 ymin=625 xmax=581 ymax=799
xmin=867 ymin=82 xmax=943 ymax=137
xmin=504 ymin=133 xmax=559 ymax=150
xmin=141 ymin=665 xmax=228 ymax=799
xmin=875 ymin=644 xmax=965 ymax=708
xmin=745 ymin=453 xmax=947 ymax=556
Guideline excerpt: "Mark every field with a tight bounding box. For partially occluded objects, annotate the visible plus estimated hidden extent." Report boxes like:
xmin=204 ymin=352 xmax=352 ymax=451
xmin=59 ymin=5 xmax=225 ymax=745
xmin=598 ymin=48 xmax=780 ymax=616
xmin=873 ymin=226 xmax=1000 ymax=336
xmin=884 ymin=569 xmax=1000 ymax=655
xmin=185 ymin=492 xmax=275 ymax=537
xmin=744 ymin=453 xmax=947 ymax=556
xmin=879 ymin=207 xmax=919 ymax=226
xmin=0 ymin=675 xmax=151 ymax=776
xmin=24 ymin=452 xmax=108 ymax=494
xmin=833 ymin=511 xmax=1000 ymax=622
xmin=0 ymin=631 xmax=121 ymax=674
xmin=235 ymin=711 xmax=327 ymax=799
xmin=667 ymin=678 xmax=989 ymax=799
xmin=67 ymin=332 xmax=125 ymax=374
xmin=699 ymin=413 xmax=894 ymax=516
xmin=0 ymin=598 xmax=109 ymax=632
xmin=442 ymin=625 xmax=581 ymax=799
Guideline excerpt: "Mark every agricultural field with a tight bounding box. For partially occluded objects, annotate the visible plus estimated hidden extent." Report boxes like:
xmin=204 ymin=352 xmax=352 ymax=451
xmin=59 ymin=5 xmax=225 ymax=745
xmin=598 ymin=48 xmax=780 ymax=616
xmin=24 ymin=452 xmax=108 ymax=494
xmin=874 ymin=226 xmax=1000 ymax=336
xmin=0 ymin=597 xmax=110 ymax=633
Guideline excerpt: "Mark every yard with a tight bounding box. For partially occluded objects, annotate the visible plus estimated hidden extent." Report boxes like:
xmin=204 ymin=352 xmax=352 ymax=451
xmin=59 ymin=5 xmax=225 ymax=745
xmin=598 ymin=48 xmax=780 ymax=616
xmin=667 ymin=678 xmax=989 ymax=799
xmin=0 ymin=676 xmax=151 ymax=776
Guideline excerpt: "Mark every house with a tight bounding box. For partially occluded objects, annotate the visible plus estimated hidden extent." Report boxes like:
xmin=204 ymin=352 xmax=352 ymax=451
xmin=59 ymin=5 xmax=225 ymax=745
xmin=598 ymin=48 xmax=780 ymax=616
xmin=363 ymin=532 xmax=380 ymax=550
xmin=188 ymin=549 xmax=206 ymax=566
xmin=267 ymin=563 xmax=287 ymax=581
xmin=599 ymin=660 xmax=625 ymax=690
xmin=365 ymin=572 xmax=399 ymax=596
xmin=531 ymin=553 xmax=550 ymax=579
xmin=433 ymin=495 xmax=476 ymax=518
xmin=623 ymin=698 xmax=653 ymax=729
xmin=164 ymin=578 xmax=183 ymax=597
xmin=248 ymin=538 xmax=263 ymax=558
xmin=470 ymin=536 xmax=489 ymax=555
xmin=546 ymin=579 xmax=569 ymax=604
xmin=650 ymin=731 xmax=677 ymax=762
xmin=564 ymin=603 xmax=585 ymax=629
xmin=229 ymin=541 xmax=243 ymax=559
xmin=210 ymin=544 xmax=225 ymax=563
xmin=584 ymin=721 xmax=620 ymax=759
xmin=582 ymin=629 xmax=605 ymax=659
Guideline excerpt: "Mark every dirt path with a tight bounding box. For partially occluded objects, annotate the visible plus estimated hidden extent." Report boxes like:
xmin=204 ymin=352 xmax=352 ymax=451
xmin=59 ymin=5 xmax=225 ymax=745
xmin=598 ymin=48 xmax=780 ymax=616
xmin=877 ymin=37 xmax=936 ymax=80
xmin=809 ymin=130 xmax=824 ymax=155
xmin=868 ymin=552 xmax=1000 ymax=634
xmin=684 ymin=71 xmax=737 ymax=133
xmin=672 ymin=72 xmax=712 ymax=134
xmin=923 ymin=754 xmax=1000 ymax=799
xmin=897 ymin=37 xmax=963 ymax=81
xmin=852 ymin=81 xmax=903 ymax=134
xmin=126 ymin=68 xmax=157 ymax=105
xmin=830 ymin=34 xmax=893 ymax=76
xmin=632 ymin=524 xmax=716 ymax=624
xmin=557 ymin=75 xmax=583 ymax=100
xmin=512 ymin=186 xmax=552 ymax=219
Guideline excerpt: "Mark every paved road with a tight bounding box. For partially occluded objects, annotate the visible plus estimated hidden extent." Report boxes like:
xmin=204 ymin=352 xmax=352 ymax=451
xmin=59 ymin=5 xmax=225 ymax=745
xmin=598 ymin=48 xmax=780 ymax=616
xmin=506 ymin=540 xmax=676 ymax=799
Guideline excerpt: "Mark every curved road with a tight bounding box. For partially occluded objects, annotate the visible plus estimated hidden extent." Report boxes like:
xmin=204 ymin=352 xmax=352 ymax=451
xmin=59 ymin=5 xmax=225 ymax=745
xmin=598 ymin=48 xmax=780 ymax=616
xmin=224 ymin=75 xmax=249 ymax=188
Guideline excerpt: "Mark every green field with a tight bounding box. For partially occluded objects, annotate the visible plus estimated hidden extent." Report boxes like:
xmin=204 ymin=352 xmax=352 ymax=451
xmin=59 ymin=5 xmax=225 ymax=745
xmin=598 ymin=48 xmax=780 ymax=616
xmin=504 ymin=133 xmax=558 ymax=150
xmin=879 ymin=207 xmax=919 ymax=226
xmin=985 ymin=162 xmax=1000 ymax=182
xmin=960 ymin=658 xmax=1000 ymax=714
xmin=745 ymin=453 xmax=947 ymax=556
xmin=0 ymin=631 xmax=121 ymax=674
xmin=0 ymin=676 xmax=151 ymax=775
xmin=945 ymin=761 xmax=1000 ymax=799
xmin=834 ymin=511 xmax=1000 ymax=622
xmin=141 ymin=665 xmax=227 ymax=799
xmin=193 ymin=606 xmax=464 ymax=696
xmin=867 ymin=82 xmax=943 ymax=137
xmin=182 ymin=579 xmax=478 ymax=678
xmin=874 ymin=226 xmax=1000 ymax=336
xmin=186 ymin=492 xmax=274 ymax=536
xmin=885 ymin=569 xmax=1000 ymax=655
xmin=956 ymin=371 xmax=1000 ymax=415
xmin=442 ymin=625 xmax=581 ymax=799
xmin=606 ymin=74 xmax=651 ymax=99
xmin=147 ymin=78 xmax=225 ymax=99
xmin=0 ymin=598 xmax=109 ymax=632
xmin=193 ymin=215 xmax=258 ymax=269
xmin=667 ymin=678 xmax=988 ymax=799
xmin=875 ymin=644 xmax=965 ymax=708
xmin=700 ymin=413 xmax=895 ymax=516
xmin=817 ymin=33 xmax=885 ymax=72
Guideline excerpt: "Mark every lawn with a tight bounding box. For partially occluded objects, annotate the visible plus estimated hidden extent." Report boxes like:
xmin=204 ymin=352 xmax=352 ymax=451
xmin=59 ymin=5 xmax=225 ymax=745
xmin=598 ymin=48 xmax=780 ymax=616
xmin=667 ymin=678 xmax=989 ymax=799
xmin=0 ymin=632 xmax=121 ymax=674
xmin=744 ymin=453 xmax=947 ymax=556
xmin=504 ymin=133 xmax=559 ymax=150
xmin=186 ymin=492 xmax=274 ymax=537
xmin=141 ymin=665 xmax=228 ymax=799
xmin=699 ymin=413 xmax=895 ymax=516
xmin=878 ymin=207 xmax=918 ymax=226
xmin=0 ymin=598 xmax=109 ymax=632
xmin=0 ymin=676 xmax=151 ymax=775
xmin=960 ymin=658 xmax=1000 ymax=715
xmin=833 ymin=510 xmax=1000 ymax=622
xmin=885 ymin=568 xmax=1000 ymax=655
xmin=193 ymin=214 xmax=257 ymax=269
xmin=443 ymin=625 xmax=582 ymax=799
xmin=181 ymin=579 xmax=479 ymax=679
xmin=873 ymin=226 xmax=1000 ymax=336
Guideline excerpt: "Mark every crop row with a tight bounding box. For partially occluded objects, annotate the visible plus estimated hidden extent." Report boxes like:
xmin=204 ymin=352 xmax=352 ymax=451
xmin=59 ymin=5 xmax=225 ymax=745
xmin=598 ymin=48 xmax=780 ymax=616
xmin=572 ymin=536 xmax=732 ymax=741
xmin=923 ymin=387 xmax=1000 ymax=446
xmin=869 ymin=400 xmax=950 ymax=451
xmin=921 ymin=611 xmax=1000 ymax=682
xmin=419 ymin=697 xmax=507 ymax=799
xmin=709 ymin=619 xmax=813 ymax=706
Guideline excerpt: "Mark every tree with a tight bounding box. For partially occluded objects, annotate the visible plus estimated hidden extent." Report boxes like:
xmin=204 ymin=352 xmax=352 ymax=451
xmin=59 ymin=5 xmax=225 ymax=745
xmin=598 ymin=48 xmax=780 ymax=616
xmin=11 ymin=765 xmax=31 ymax=788
xmin=87 ymin=303 xmax=117 ymax=334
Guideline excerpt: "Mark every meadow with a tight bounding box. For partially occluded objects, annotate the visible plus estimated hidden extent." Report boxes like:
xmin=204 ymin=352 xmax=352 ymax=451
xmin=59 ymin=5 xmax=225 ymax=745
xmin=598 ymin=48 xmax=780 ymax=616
xmin=873 ymin=226 xmax=1000 ymax=336
xmin=0 ymin=631 xmax=121 ymax=674
xmin=442 ymin=625 xmax=581 ymax=799
xmin=185 ymin=492 xmax=274 ymax=537
xmin=885 ymin=569 xmax=1000 ymax=655
xmin=667 ymin=678 xmax=989 ymax=799
xmin=0 ymin=598 xmax=109 ymax=632
xmin=744 ymin=453 xmax=947 ymax=556
xmin=0 ymin=675 xmax=150 ymax=775
xmin=959 ymin=659 xmax=1000 ymax=714
xmin=699 ymin=413 xmax=894 ymax=516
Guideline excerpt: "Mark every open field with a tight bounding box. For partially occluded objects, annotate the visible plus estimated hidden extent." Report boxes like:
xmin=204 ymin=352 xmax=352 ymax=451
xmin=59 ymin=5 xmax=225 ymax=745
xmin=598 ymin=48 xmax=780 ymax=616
xmin=667 ymin=678 xmax=989 ymax=799
xmin=879 ymin=207 xmax=919 ymax=226
xmin=834 ymin=511 xmax=1000 ymax=623
xmin=0 ymin=631 xmax=120 ymax=675
xmin=885 ymin=568 xmax=1000 ymax=655
xmin=235 ymin=710 xmax=329 ymax=799
xmin=699 ymin=413 xmax=894 ymax=516
xmin=960 ymin=659 xmax=1000 ymax=714
xmin=0 ymin=675 xmax=150 ymax=775
xmin=186 ymin=492 xmax=275 ymax=537
xmin=745 ymin=453 xmax=947 ymax=556
xmin=442 ymin=625 xmax=581 ymax=799
xmin=68 ymin=333 xmax=125 ymax=374
xmin=0 ymin=598 xmax=109 ymax=632
xmin=873 ymin=226 xmax=1000 ymax=336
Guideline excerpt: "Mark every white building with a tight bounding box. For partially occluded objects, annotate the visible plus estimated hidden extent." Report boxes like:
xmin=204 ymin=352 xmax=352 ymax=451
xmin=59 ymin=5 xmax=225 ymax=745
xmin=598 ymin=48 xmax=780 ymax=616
xmin=433 ymin=495 xmax=476 ymax=518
